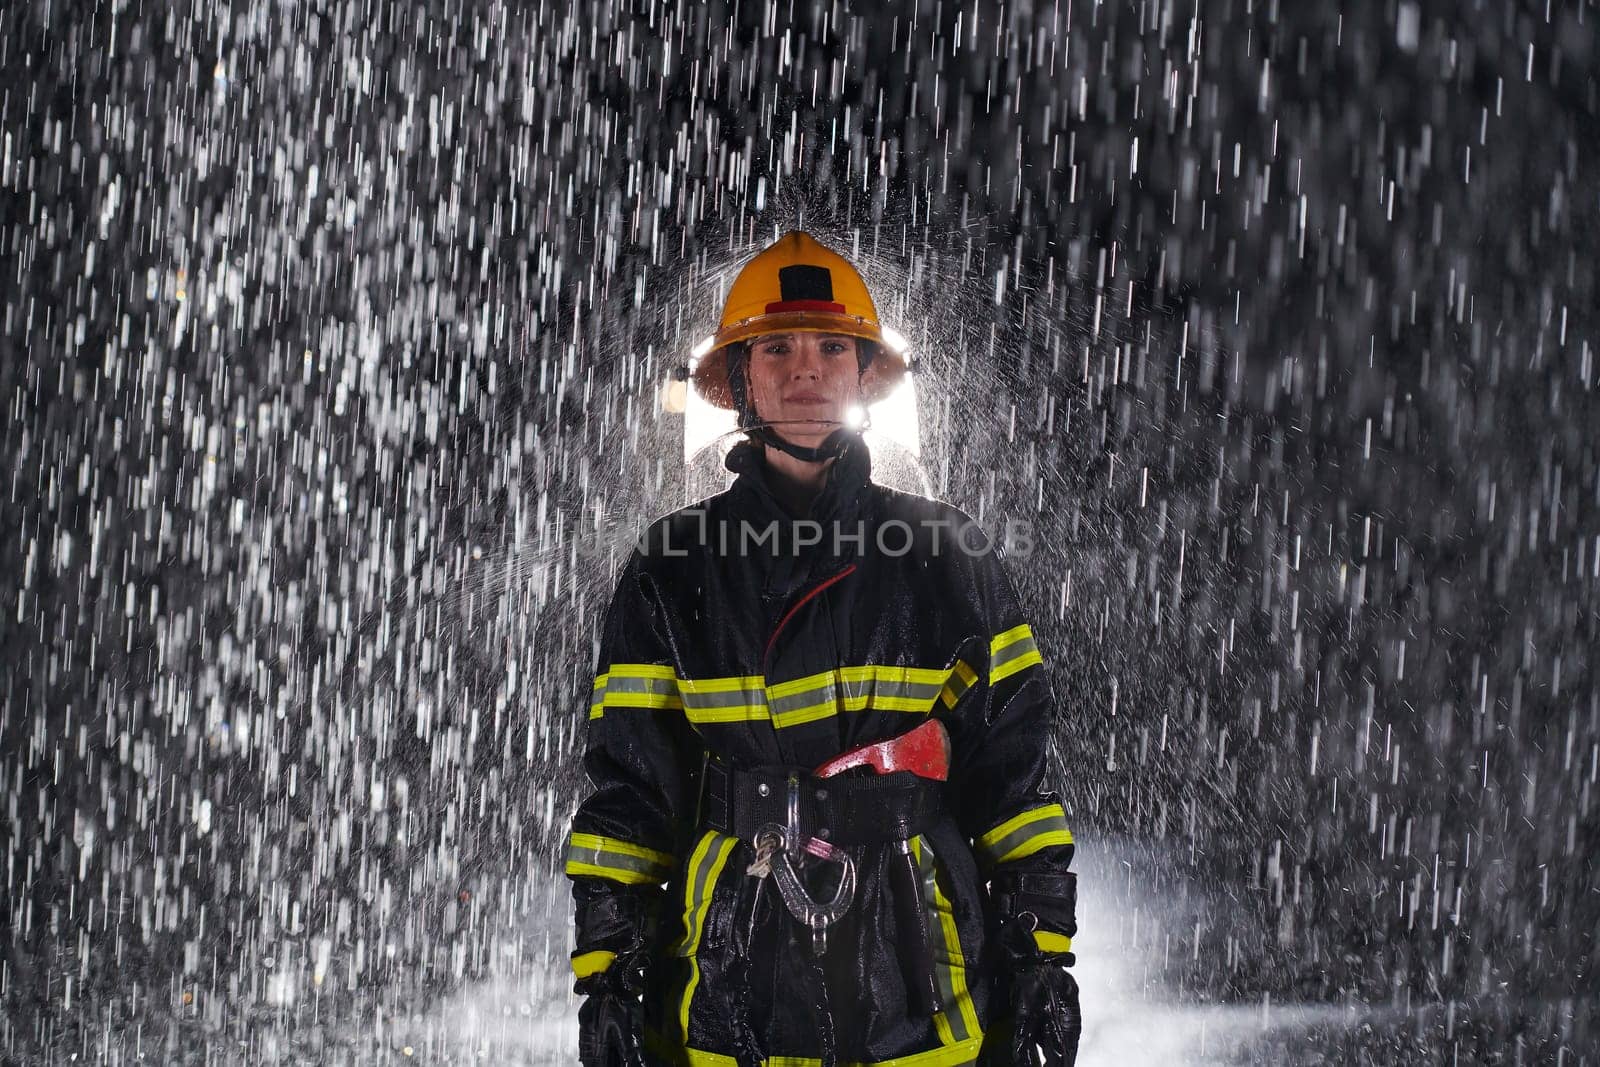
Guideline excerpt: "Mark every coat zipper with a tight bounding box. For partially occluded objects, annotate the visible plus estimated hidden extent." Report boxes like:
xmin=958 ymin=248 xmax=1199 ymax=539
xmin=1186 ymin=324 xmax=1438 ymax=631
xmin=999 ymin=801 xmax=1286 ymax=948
xmin=763 ymin=563 xmax=857 ymax=668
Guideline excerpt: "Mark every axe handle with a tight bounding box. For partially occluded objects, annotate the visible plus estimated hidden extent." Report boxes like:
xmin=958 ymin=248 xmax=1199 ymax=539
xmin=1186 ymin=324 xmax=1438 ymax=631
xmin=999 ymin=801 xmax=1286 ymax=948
xmin=890 ymin=840 xmax=943 ymax=1017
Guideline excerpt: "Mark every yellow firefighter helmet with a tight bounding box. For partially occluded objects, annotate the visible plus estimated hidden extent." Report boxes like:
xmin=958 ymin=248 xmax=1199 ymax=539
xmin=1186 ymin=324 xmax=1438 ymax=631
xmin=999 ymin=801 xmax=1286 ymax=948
xmin=690 ymin=230 xmax=910 ymax=410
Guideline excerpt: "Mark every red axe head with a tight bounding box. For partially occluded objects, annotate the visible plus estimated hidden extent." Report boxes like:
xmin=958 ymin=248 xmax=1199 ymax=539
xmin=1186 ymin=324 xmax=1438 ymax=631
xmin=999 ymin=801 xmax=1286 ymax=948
xmin=811 ymin=718 xmax=951 ymax=781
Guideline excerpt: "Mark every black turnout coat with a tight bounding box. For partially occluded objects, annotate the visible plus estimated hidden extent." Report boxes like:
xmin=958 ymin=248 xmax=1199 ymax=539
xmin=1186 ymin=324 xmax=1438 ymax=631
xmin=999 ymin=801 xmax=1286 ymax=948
xmin=565 ymin=432 xmax=1078 ymax=1066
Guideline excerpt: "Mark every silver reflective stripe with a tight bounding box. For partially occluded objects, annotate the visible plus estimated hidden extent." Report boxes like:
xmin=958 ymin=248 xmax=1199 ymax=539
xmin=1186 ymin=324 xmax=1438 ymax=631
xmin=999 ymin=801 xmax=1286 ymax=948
xmin=679 ymin=679 xmax=767 ymax=723
xmin=939 ymin=660 xmax=979 ymax=710
xmin=769 ymin=676 xmax=838 ymax=727
xmin=989 ymin=627 xmax=1042 ymax=684
xmin=909 ymin=835 xmax=978 ymax=1045
xmin=838 ymin=674 xmax=947 ymax=711
xmin=590 ymin=665 xmax=681 ymax=719
xmin=564 ymin=832 xmax=675 ymax=885
xmin=604 ymin=674 xmax=679 ymax=702
xmin=975 ymin=804 xmax=1074 ymax=866
xmin=672 ymin=831 xmax=740 ymax=1041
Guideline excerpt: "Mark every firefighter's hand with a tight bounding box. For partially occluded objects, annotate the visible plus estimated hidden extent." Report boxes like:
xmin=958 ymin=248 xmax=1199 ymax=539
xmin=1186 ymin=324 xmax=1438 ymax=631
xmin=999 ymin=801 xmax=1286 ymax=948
xmin=577 ymin=991 xmax=646 ymax=1067
xmin=575 ymin=956 xmax=648 ymax=1067
xmin=989 ymin=913 xmax=1080 ymax=1066
xmin=1007 ymin=960 xmax=1081 ymax=1066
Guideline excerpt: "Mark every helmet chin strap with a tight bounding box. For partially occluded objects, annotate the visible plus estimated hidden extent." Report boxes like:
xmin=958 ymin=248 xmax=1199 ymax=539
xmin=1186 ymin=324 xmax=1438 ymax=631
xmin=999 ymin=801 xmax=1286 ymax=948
xmin=726 ymin=343 xmax=872 ymax=462
xmin=744 ymin=421 xmax=860 ymax=462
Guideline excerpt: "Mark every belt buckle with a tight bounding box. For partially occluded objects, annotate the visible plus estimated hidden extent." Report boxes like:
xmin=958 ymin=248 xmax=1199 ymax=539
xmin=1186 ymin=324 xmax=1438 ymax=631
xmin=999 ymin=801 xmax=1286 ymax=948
xmin=753 ymin=774 xmax=856 ymax=955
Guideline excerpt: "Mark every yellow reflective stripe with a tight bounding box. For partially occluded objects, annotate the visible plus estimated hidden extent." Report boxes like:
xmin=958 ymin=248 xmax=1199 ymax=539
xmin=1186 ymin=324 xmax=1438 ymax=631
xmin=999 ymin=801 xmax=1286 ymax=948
xmin=674 ymin=666 xmax=965 ymax=730
xmin=1033 ymin=931 xmax=1073 ymax=955
xmin=564 ymin=861 xmax=661 ymax=886
xmin=767 ymin=665 xmax=955 ymax=727
xmin=871 ymin=1036 xmax=985 ymax=1066
xmin=590 ymin=664 xmax=682 ymax=720
xmin=977 ymin=805 xmax=1062 ymax=849
xmin=598 ymin=662 xmax=975 ymax=730
xmin=836 ymin=665 xmax=952 ymax=686
xmin=609 ymin=664 xmax=678 ymax=680
xmin=840 ymin=664 xmax=952 ymax=713
xmin=990 ymin=647 xmax=1041 ymax=684
xmin=564 ymin=832 xmax=675 ymax=885
xmin=679 ymin=674 xmax=768 ymax=724
xmin=672 ymin=1034 xmax=985 ymax=1066
xmin=767 ymin=670 xmax=836 ymax=728
xmin=568 ymin=833 xmax=673 ymax=869
xmin=991 ymin=623 xmax=1033 ymax=653
xmin=571 ymin=949 xmax=615 ymax=978
xmin=989 ymin=624 xmax=1042 ymax=685
xmin=938 ymin=659 xmax=979 ymax=710
xmin=676 ymin=831 xmax=738 ymax=1039
xmin=997 ymin=829 xmax=1074 ymax=863
xmin=910 ymin=836 xmax=980 ymax=1046
xmin=765 ymin=669 xmax=836 ymax=729
xmin=773 ymin=698 xmax=836 ymax=729
xmin=975 ymin=804 xmax=1074 ymax=866
xmin=926 ymin=842 xmax=981 ymax=1044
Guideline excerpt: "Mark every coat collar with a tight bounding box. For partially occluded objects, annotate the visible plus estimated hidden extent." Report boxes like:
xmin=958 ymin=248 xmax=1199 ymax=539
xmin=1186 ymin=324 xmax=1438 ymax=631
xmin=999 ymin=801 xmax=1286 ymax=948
xmin=723 ymin=431 xmax=874 ymax=523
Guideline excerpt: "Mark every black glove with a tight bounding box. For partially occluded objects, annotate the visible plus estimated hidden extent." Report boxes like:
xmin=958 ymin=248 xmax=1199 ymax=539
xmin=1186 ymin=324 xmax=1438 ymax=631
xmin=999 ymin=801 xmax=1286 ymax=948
xmin=573 ymin=882 xmax=656 ymax=1067
xmin=575 ymin=953 xmax=648 ymax=1067
xmin=1006 ymin=952 xmax=1081 ymax=1066
xmin=986 ymin=870 xmax=1082 ymax=1067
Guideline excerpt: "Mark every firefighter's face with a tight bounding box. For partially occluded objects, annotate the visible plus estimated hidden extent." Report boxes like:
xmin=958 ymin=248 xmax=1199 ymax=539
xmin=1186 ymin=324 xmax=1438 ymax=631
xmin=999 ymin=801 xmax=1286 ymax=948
xmin=745 ymin=332 xmax=862 ymax=447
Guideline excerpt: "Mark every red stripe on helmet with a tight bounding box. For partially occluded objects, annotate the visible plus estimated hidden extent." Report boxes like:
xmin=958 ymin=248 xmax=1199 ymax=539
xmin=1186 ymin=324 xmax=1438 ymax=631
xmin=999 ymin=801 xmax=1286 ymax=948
xmin=763 ymin=299 xmax=848 ymax=314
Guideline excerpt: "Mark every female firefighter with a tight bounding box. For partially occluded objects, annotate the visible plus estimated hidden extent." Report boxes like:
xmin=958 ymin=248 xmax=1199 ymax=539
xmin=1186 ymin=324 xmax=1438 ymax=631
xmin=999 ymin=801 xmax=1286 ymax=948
xmin=564 ymin=231 xmax=1082 ymax=1066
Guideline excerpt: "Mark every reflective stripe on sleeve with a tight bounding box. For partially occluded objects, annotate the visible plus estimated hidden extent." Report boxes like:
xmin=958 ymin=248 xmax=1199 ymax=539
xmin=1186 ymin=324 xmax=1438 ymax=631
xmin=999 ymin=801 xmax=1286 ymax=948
xmin=989 ymin=623 xmax=1043 ymax=685
xmin=1033 ymin=931 xmax=1074 ymax=955
xmin=564 ymin=831 xmax=675 ymax=886
xmin=590 ymin=664 xmax=682 ymax=720
xmin=571 ymin=949 xmax=616 ymax=979
xmin=938 ymin=658 xmax=979 ymax=711
xmin=974 ymin=803 xmax=1074 ymax=866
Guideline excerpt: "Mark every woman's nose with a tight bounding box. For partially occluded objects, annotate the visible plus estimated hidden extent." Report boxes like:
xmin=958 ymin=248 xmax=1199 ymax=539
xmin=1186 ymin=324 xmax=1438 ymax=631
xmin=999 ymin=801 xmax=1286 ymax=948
xmin=791 ymin=344 xmax=823 ymax=377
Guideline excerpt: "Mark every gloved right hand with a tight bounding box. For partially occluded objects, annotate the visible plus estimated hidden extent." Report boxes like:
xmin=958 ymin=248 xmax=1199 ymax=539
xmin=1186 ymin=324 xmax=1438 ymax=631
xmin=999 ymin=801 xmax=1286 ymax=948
xmin=575 ymin=950 xmax=648 ymax=1067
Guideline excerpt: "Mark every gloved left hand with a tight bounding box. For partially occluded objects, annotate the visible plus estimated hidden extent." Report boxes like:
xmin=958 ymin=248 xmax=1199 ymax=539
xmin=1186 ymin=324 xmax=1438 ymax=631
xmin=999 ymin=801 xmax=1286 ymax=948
xmin=990 ymin=910 xmax=1081 ymax=1067
xmin=1006 ymin=952 xmax=1081 ymax=1066
xmin=575 ymin=950 xmax=649 ymax=1067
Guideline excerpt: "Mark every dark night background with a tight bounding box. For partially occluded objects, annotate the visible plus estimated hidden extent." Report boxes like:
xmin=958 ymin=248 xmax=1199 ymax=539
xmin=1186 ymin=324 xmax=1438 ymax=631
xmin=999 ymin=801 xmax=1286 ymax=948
xmin=2 ymin=0 xmax=1596 ymax=1062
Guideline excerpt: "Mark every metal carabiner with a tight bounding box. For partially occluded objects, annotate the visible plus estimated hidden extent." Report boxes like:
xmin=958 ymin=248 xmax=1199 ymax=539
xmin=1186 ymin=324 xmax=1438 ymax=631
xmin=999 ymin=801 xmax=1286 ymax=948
xmin=752 ymin=775 xmax=858 ymax=955
xmin=784 ymin=774 xmax=803 ymax=852
xmin=768 ymin=838 xmax=856 ymax=955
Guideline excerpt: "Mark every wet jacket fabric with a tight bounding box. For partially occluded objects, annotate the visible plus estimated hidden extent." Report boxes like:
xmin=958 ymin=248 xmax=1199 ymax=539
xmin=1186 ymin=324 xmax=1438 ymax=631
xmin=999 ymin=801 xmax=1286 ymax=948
xmin=564 ymin=431 xmax=1078 ymax=1066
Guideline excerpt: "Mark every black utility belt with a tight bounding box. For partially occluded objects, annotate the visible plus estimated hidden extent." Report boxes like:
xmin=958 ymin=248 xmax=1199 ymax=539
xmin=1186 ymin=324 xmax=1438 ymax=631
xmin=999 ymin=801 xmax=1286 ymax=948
xmin=698 ymin=758 xmax=945 ymax=847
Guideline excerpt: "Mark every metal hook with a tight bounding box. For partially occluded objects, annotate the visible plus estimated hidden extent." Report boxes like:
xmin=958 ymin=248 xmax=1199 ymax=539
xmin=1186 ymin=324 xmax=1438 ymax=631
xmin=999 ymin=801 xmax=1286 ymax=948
xmin=747 ymin=774 xmax=859 ymax=955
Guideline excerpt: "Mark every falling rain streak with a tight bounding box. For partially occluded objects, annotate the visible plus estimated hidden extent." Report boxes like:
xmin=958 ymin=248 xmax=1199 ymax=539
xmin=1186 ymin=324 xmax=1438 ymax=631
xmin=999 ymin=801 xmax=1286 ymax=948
xmin=2 ymin=0 xmax=1597 ymax=1063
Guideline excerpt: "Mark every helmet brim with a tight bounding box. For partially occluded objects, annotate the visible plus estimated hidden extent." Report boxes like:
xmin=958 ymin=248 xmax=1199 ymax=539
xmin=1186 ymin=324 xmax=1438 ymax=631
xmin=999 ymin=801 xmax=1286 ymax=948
xmin=690 ymin=326 xmax=910 ymax=410
xmin=714 ymin=309 xmax=884 ymax=350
